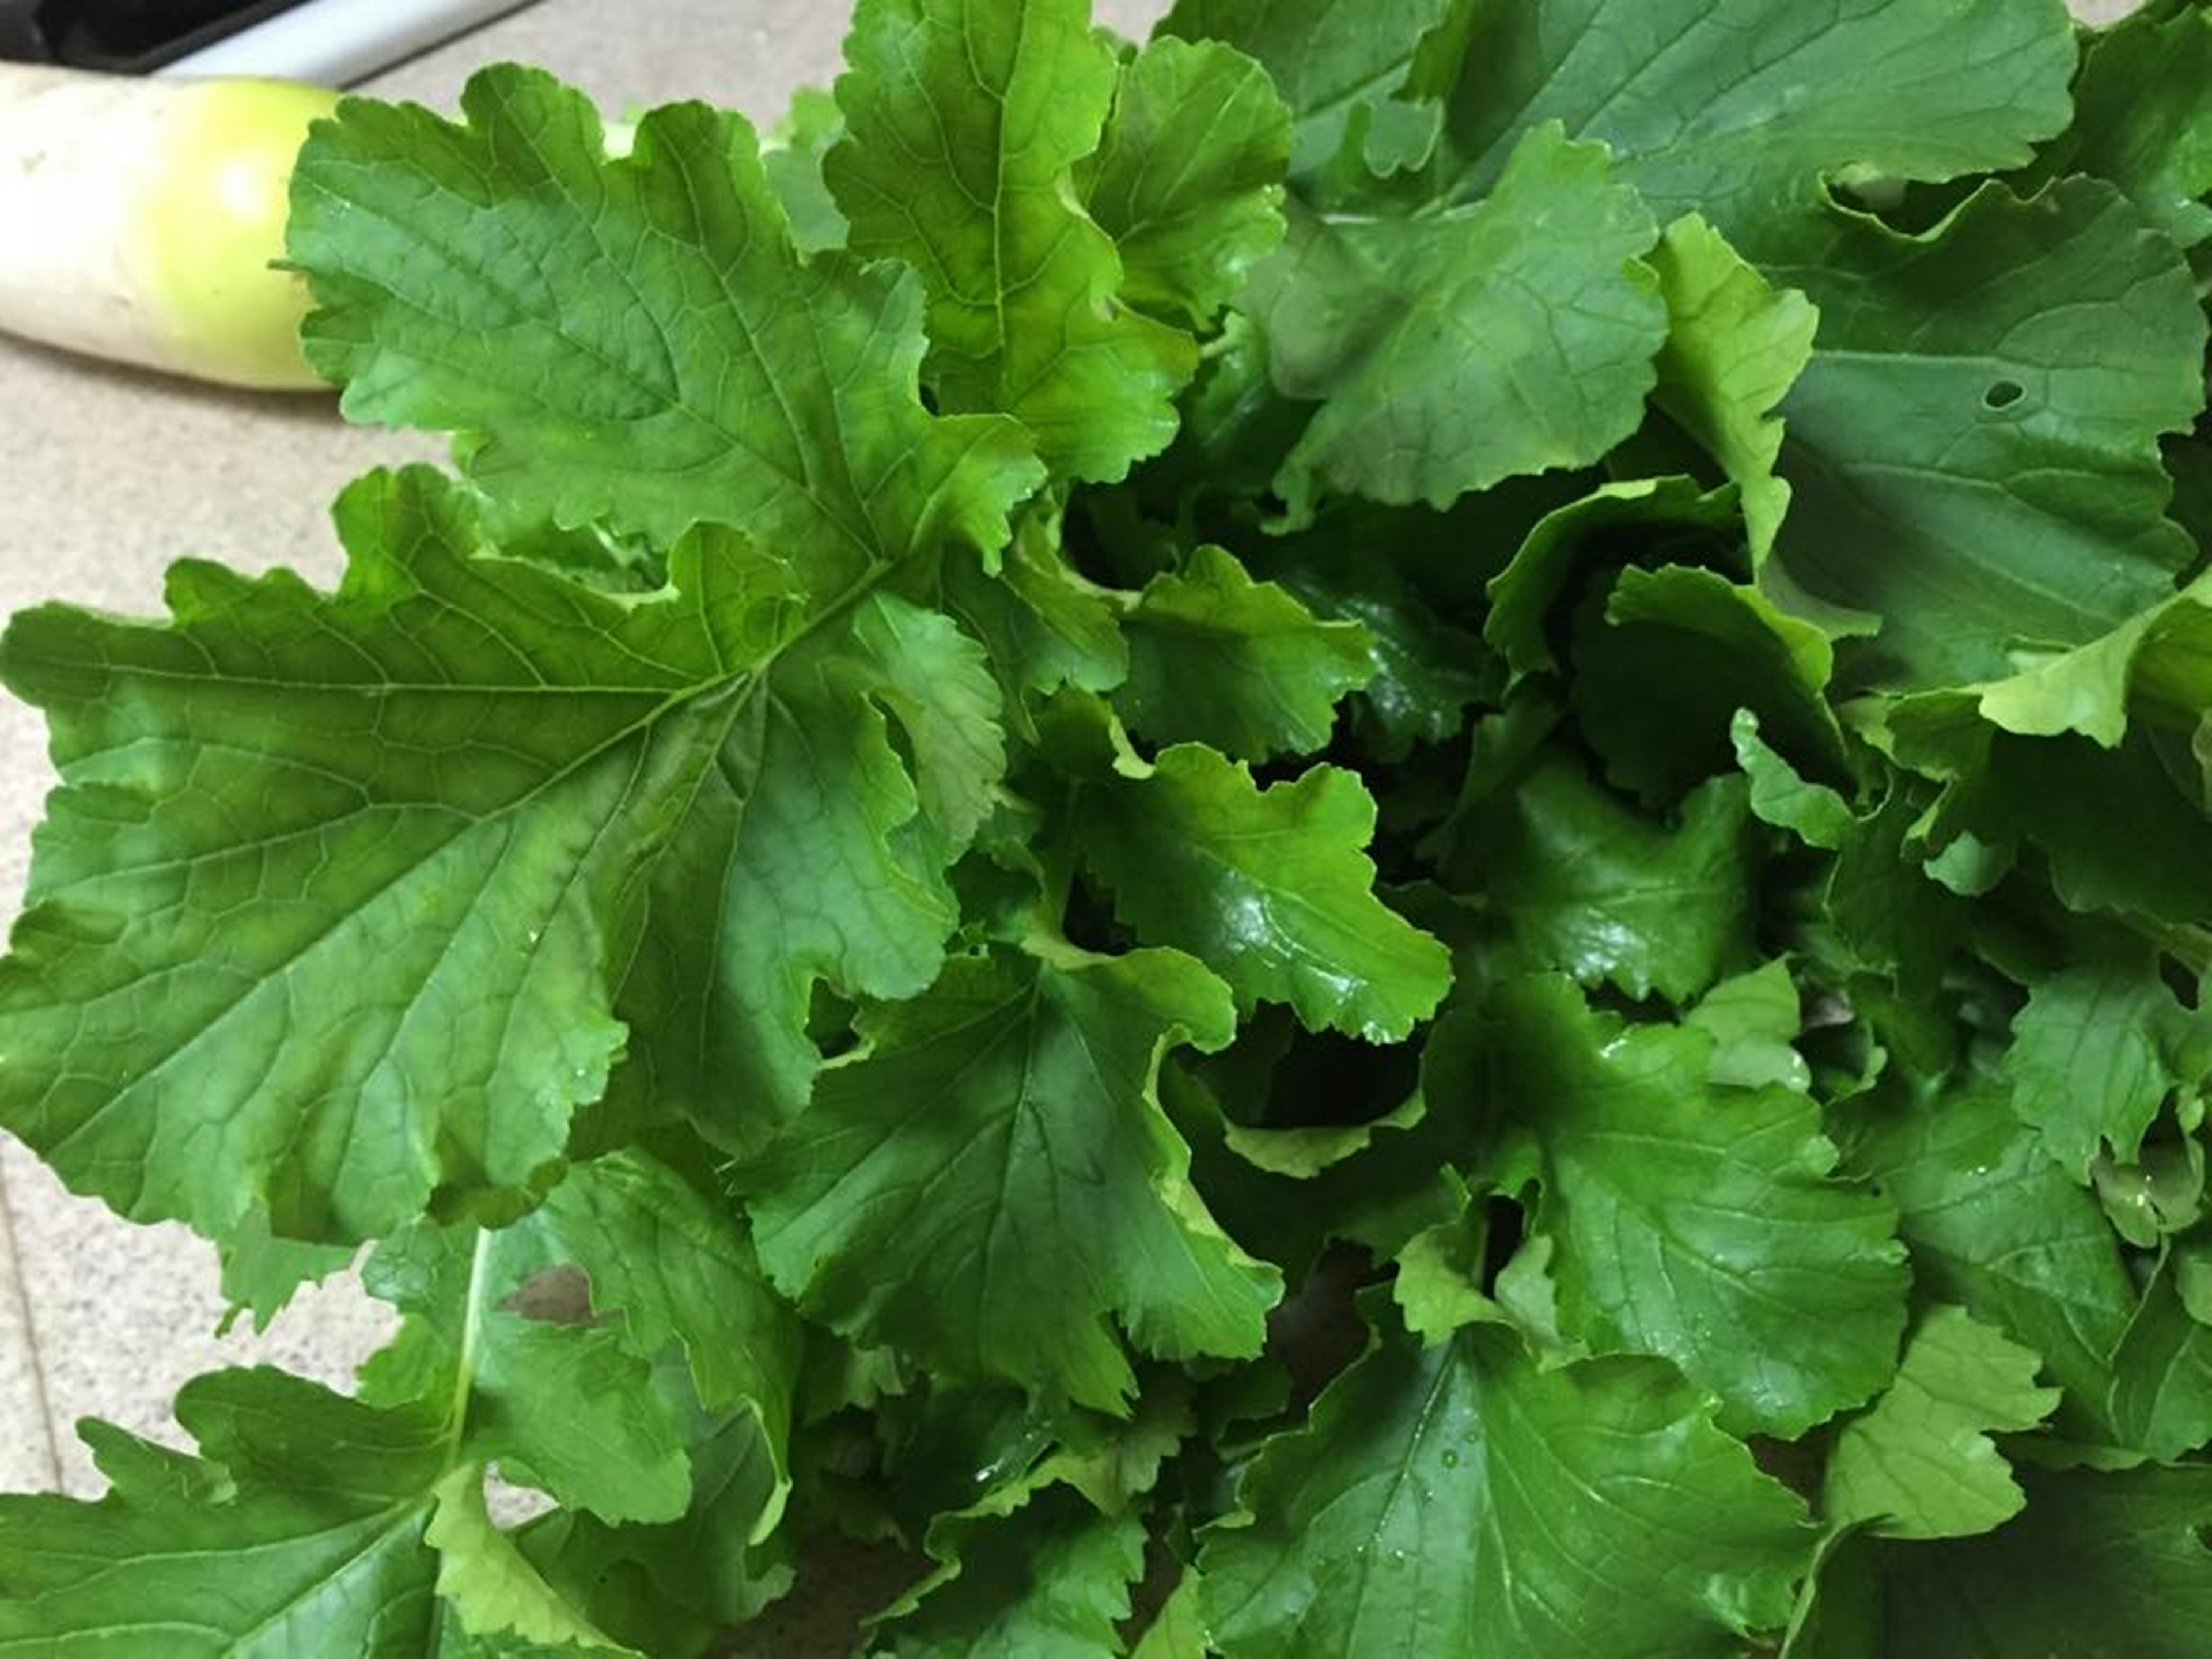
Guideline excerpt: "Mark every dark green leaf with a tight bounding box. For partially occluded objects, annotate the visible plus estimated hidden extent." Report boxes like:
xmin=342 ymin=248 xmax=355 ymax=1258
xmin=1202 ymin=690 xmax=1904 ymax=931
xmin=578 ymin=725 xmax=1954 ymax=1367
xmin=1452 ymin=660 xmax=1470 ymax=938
xmin=1200 ymin=1319 xmax=1810 ymax=1658
xmin=1083 ymin=745 xmax=1453 ymax=1041
xmin=743 ymin=946 xmax=1279 ymax=1410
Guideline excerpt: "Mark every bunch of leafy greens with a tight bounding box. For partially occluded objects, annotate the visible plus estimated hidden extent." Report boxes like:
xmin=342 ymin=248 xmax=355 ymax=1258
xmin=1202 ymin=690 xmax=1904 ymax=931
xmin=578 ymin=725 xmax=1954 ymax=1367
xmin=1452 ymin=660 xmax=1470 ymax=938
xmin=5 ymin=0 xmax=2212 ymax=1652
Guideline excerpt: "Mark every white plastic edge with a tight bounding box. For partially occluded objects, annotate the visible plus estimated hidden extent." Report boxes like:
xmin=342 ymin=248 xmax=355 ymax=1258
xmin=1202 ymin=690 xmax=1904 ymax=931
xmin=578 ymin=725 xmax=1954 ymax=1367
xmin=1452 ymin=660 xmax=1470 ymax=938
xmin=156 ymin=0 xmax=538 ymax=86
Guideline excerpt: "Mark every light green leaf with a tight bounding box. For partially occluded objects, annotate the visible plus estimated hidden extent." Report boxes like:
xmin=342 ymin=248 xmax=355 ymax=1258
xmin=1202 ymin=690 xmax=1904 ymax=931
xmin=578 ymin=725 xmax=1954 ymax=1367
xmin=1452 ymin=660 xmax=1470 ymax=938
xmin=1431 ymin=0 xmax=2078 ymax=261
xmin=1118 ymin=543 xmax=1375 ymax=760
xmin=429 ymin=1470 xmax=632 ymax=1652
xmin=1200 ymin=1319 xmax=1810 ymax=1659
xmin=1871 ymin=1464 xmax=2212 ymax=1659
xmin=1824 ymin=1305 xmax=2060 ymax=1541
xmin=291 ymin=67 xmax=1039 ymax=567
xmin=1688 ymin=960 xmax=1812 ymax=1093
xmin=744 ymin=946 xmax=1279 ymax=1410
xmin=1221 ymin=1090 xmax=1425 ymax=1179
xmin=2022 ymin=1 xmax=2212 ymax=250
xmin=1130 ymin=1578 xmax=1207 ymax=1659
xmin=0 ymin=1370 xmax=462 ymax=1656
xmin=1451 ymin=757 xmax=1756 ymax=1003
xmin=762 ymin=86 xmax=849 ymax=255
xmin=1248 ymin=123 xmax=1665 ymax=516
xmin=1455 ymin=976 xmax=1908 ymax=1435
xmin=1078 ymin=36 xmax=1291 ymax=325
xmin=1732 ymin=710 xmax=1856 ymax=850
xmin=1156 ymin=0 xmax=1459 ymax=181
xmin=1649 ymin=215 xmax=1819 ymax=561
xmin=1770 ymin=180 xmax=2206 ymax=692
xmin=1971 ymin=578 xmax=2212 ymax=750
xmin=828 ymin=0 xmax=1195 ymax=482
xmin=1083 ymin=745 xmax=1453 ymax=1041
xmin=1391 ymin=1198 xmax=1493 ymax=1344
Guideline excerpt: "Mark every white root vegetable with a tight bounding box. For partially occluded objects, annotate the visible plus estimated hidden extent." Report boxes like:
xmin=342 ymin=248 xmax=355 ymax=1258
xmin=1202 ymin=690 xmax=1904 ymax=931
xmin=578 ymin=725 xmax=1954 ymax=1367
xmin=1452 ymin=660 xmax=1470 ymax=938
xmin=0 ymin=63 xmax=336 ymax=389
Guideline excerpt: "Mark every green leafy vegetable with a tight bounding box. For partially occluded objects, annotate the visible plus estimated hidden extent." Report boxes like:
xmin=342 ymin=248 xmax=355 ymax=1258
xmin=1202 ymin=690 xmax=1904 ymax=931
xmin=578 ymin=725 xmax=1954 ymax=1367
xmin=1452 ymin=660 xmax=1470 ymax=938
xmin=3 ymin=0 xmax=2211 ymax=1650
xmin=1823 ymin=1304 xmax=2061 ymax=1541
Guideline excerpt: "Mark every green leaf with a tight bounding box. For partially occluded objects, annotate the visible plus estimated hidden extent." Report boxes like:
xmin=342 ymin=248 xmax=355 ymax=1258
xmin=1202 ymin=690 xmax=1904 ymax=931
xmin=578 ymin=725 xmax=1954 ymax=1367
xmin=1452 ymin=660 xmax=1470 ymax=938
xmin=1130 ymin=1578 xmax=1207 ymax=1659
xmin=2005 ymin=948 xmax=2211 ymax=1179
xmin=362 ymin=1219 xmax=692 ymax=1526
xmin=1687 ymin=960 xmax=1812 ymax=1093
xmin=1870 ymin=1464 xmax=2212 ymax=1659
xmin=518 ymin=1407 xmax=797 ymax=1657
xmin=1451 ymin=976 xmax=1908 ymax=1435
xmin=611 ymin=576 xmax=1009 ymax=1139
xmin=1118 ymin=543 xmax=1374 ymax=760
xmin=1263 ymin=528 xmax=1493 ymax=757
xmin=1451 ymin=758 xmax=1757 ymax=1003
xmin=0 ymin=1369 xmax=463 ymax=1656
xmin=0 ymin=471 xmax=762 ymax=1241
xmin=2106 ymin=1256 xmax=2212 ymax=1462
xmin=1200 ymin=1319 xmax=1810 ymax=1659
xmin=290 ymin=67 xmax=1039 ymax=566
xmin=1769 ymin=179 xmax=2206 ymax=692
xmin=353 ymin=1157 xmax=797 ymax=1539
xmin=429 ymin=1469 xmax=631 ymax=1652
xmin=1824 ymin=1304 xmax=2061 ymax=1541
xmin=2022 ymin=1 xmax=2212 ymax=251
xmin=1649 ymin=215 xmax=1820 ymax=561
xmin=1430 ymin=0 xmax=2078 ymax=261
xmin=1484 ymin=476 xmax=1743 ymax=683
xmin=872 ymin=1487 xmax=1145 ymax=1658
xmin=1851 ymin=1082 xmax=2137 ymax=1439
xmin=828 ymin=0 xmax=1195 ymax=482
xmin=1734 ymin=707 xmax=1858 ymax=849
xmin=743 ymin=946 xmax=1279 ymax=1410
xmin=1575 ymin=563 xmax=1843 ymax=801
xmin=1247 ymin=122 xmax=1665 ymax=516
xmin=493 ymin=1152 xmax=802 ymax=1527
xmin=762 ymin=86 xmax=849 ymax=255
xmin=0 ymin=470 xmax=1000 ymax=1242
xmin=1156 ymin=0 xmax=1459 ymax=181
xmin=1732 ymin=710 xmax=1856 ymax=850
xmin=1082 ymin=745 xmax=1453 ymax=1041
xmin=216 ymin=1208 xmax=358 ymax=1332
xmin=1078 ymin=35 xmax=1291 ymax=325
xmin=944 ymin=516 xmax=1131 ymax=702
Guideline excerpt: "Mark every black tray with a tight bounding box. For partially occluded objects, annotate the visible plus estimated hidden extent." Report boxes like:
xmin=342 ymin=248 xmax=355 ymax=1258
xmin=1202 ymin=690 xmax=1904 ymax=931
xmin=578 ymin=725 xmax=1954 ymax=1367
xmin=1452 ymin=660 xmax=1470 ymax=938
xmin=1 ymin=1 xmax=317 ymax=71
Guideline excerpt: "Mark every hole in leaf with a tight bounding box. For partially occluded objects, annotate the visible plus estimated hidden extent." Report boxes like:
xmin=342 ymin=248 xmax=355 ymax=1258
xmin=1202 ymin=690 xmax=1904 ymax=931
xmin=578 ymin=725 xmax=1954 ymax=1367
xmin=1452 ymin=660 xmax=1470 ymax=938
xmin=499 ymin=1263 xmax=600 ymax=1325
xmin=1984 ymin=380 xmax=2026 ymax=411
